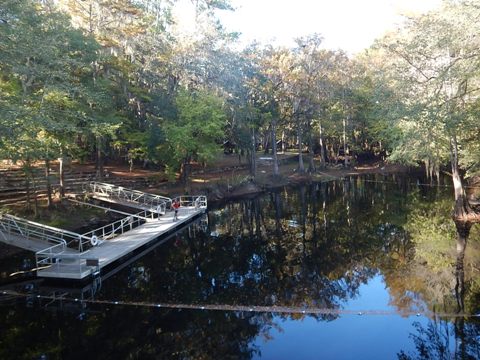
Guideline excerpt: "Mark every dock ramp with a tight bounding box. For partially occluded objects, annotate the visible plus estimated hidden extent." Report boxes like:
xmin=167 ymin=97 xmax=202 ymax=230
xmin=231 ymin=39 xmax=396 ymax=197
xmin=0 ymin=214 xmax=83 ymax=253
xmin=85 ymin=182 xmax=171 ymax=214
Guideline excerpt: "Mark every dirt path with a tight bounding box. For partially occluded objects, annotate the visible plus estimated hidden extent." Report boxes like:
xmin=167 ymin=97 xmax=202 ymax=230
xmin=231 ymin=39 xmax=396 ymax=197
xmin=91 ymin=153 xmax=410 ymax=199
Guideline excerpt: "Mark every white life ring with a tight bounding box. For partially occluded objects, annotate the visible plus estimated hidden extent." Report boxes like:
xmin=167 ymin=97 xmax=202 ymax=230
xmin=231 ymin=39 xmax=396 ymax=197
xmin=90 ymin=235 xmax=99 ymax=246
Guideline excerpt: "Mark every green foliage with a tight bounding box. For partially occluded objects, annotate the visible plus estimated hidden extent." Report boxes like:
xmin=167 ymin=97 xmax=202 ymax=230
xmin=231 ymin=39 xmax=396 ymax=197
xmin=404 ymin=196 xmax=457 ymax=271
xmin=0 ymin=0 xmax=119 ymax=165
xmin=374 ymin=1 xmax=480 ymax=176
xmin=161 ymin=90 xmax=225 ymax=178
xmin=1 ymin=0 xmax=480 ymax=196
xmin=114 ymin=118 xmax=164 ymax=165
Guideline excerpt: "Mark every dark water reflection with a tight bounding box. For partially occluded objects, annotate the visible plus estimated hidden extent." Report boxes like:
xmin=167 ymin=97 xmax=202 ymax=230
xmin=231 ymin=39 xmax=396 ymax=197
xmin=1 ymin=174 xmax=480 ymax=359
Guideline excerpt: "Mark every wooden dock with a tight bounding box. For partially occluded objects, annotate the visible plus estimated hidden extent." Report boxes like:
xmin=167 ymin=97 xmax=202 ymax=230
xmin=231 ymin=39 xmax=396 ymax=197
xmin=37 ymin=206 xmax=205 ymax=280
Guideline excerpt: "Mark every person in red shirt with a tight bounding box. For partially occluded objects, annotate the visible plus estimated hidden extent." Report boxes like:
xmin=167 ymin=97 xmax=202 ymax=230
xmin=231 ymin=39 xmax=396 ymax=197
xmin=172 ymin=199 xmax=180 ymax=221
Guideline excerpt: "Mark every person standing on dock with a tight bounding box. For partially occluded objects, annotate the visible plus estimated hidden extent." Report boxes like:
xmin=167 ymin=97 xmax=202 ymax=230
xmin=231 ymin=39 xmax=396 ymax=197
xmin=172 ymin=199 xmax=180 ymax=221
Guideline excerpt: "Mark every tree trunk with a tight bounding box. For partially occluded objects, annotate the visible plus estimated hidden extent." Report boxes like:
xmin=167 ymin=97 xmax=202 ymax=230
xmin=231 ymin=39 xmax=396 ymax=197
xmin=424 ymin=158 xmax=431 ymax=184
xmin=297 ymin=123 xmax=304 ymax=173
xmin=319 ymin=119 xmax=326 ymax=169
xmin=308 ymin=125 xmax=315 ymax=173
xmin=45 ymin=158 xmax=53 ymax=209
xmin=250 ymin=127 xmax=257 ymax=178
xmin=343 ymin=116 xmax=349 ymax=167
xmin=180 ymin=161 xmax=186 ymax=185
xmin=263 ymin=127 xmax=270 ymax=154
xmin=281 ymin=130 xmax=286 ymax=154
xmin=31 ymin=167 xmax=38 ymax=218
xmin=180 ymin=156 xmax=191 ymax=188
xmin=450 ymin=135 xmax=471 ymax=221
xmin=59 ymin=155 xmax=65 ymax=199
xmin=96 ymin=136 xmax=104 ymax=180
xmin=334 ymin=144 xmax=340 ymax=165
xmin=24 ymin=163 xmax=31 ymax=213
xmin=271 ymin=119 xmax=279 ymax=177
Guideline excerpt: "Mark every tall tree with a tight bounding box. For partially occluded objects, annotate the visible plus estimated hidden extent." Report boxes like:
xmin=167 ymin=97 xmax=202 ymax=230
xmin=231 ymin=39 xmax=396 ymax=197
xmin=161 ymin=89 xmax=225 ymax=187
xmin=0 ymin=0 xmax=119 ymax=203
xmin=377 ymin=0 xmax=480 ymax=222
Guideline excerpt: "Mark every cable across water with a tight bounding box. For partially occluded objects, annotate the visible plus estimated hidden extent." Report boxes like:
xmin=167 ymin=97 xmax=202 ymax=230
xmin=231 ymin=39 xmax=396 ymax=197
xmin=2 ymin=290 xmax=479 ymax=319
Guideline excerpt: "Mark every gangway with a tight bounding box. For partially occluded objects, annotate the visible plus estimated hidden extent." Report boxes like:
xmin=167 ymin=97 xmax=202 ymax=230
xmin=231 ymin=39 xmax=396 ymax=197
xmin=0 ymin=214 xmax=85 ymax=253
xmin=85 ymin=182 xmax=171 ymax=215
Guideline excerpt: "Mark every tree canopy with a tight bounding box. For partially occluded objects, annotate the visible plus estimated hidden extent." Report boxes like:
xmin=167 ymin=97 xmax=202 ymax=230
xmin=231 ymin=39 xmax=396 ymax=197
xmin=1 ymin=0 xmax=480 ymax=218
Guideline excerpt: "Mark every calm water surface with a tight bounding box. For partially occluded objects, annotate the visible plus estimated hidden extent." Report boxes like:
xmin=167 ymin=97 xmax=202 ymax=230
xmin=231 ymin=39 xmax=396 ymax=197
xmin=1 ymin=174 xmax=479 ymax=359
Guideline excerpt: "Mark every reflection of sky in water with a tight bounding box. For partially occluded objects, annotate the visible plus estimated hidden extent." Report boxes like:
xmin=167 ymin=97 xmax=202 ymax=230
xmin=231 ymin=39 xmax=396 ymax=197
xmin=253 ymin=276 xmax=452 ymax=360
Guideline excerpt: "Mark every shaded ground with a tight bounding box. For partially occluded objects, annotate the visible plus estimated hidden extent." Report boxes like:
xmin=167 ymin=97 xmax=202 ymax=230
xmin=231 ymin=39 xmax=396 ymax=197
xmin=148 ymin=152 xmax=410 ymax=199
xmin=0 ymin=152 xmax=409 ymax=202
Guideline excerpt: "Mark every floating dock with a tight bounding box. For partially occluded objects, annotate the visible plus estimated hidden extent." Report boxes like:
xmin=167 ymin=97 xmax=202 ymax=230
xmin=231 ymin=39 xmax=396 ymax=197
xmin=0 ymin=184 xmax=207 ymax=280
xmin=38 ymin=206 xmax=204 ymax=279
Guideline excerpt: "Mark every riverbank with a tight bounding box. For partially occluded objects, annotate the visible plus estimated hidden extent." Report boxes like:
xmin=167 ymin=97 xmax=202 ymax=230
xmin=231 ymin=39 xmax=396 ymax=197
xmin=0 ymin=152 xmax=412 ymax=208
xmin=0 ymin=153 xmax=411 ymax=236
xmin=0 ymin=158 xmax=414 ymax=261
xmin=151 ymin=157 xmax=411 ymax=202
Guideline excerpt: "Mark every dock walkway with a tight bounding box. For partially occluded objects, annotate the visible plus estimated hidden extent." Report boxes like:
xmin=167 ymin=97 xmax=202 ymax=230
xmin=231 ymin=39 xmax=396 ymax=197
xmin=37 ymin=206 xmax=204 ymax=280
xmin=0 ymin=183 xmax=208 ymax=280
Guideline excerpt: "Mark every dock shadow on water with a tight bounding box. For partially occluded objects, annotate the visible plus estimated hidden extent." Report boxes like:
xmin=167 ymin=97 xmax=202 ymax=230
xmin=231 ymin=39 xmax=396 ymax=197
xmin=1 ymin=174 xmax=480 ymax=359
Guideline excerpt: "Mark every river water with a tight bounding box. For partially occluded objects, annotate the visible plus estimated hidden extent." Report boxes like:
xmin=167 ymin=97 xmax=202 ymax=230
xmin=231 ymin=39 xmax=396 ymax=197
xmin=1 ymin=174 xmax=479 ymax=359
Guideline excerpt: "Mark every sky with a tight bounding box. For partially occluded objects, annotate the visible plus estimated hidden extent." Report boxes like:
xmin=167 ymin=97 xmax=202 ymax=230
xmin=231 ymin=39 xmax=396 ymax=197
xmin=175 ymin=0 xmax=443 ymax=54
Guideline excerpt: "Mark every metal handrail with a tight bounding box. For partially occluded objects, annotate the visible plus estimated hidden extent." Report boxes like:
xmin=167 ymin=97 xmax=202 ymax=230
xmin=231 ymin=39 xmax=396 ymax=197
xmin=172 ymin=195 xmax=208 ymax=211
xmin=81 ymin=209 xmax=149 ymax=244
xmin=36 ymin=243 xmax=67 ymax=274
xmin=36 ymin=242 xmax=67 ymax=258
xmin=0 ymin=214 xmax=80 ymax=250
xmin=2 ymin=191 xmax=208 ymax=279
xmin=87 ymin=182 xmax=171 ymax=214
xmin=35 ymin=250 xmax=96 ymax=278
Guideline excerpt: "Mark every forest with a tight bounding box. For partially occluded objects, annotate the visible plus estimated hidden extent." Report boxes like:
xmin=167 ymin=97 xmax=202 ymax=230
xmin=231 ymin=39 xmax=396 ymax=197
xmin=2 ymin=2 xmax=480 ymax=358
xmin=1 ymin=0 xmax=480 ymax=224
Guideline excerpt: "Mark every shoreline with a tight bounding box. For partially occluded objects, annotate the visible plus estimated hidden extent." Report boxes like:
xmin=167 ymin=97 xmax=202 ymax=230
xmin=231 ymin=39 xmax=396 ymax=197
xmin=0 ymin=163 xmax=414 ymax=261
xmin=0 ymin=160 xmax=412 ymax=230
xmin=197 ymin=163 xmax=412 ymax=203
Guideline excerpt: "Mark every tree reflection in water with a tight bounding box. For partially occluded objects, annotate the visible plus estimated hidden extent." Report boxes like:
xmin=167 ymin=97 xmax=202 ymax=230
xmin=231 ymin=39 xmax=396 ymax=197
xmin=398 ymin=220 xmax=480 ymax=360
xmin=1 ymin=174 xmax=480 ymax=359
